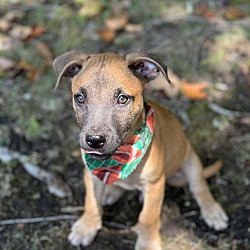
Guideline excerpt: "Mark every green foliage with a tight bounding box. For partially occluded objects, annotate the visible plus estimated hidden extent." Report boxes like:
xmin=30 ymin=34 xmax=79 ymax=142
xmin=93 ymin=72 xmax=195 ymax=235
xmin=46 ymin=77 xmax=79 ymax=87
xmin=201 ymin=50 xmax=225 ymax=67
xmin=27 ymin=116 xmax=41 ymax=138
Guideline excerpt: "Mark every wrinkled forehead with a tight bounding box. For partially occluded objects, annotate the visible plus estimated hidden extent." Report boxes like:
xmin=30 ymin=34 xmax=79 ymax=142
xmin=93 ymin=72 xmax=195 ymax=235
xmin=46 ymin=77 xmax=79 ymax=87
xmin=71 ymin=54 xmax=143 ymax=94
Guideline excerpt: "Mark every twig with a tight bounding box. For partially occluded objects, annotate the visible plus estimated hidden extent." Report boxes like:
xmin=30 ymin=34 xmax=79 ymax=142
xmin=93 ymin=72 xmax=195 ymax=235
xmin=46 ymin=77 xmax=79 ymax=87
xmin=182 ymin=211 xmax=198 ymax=217
xmin=0 ymin=215 xmax=78 ymax=226
xmin=0 ymin=147 xmax=72 ymax=198
xmin=61 ymin=206 xmax=84 ymax=213
xmin=208 ymin=103 xmax=242 ymax=117
xmin=159 ymin=14 xmax=250 ymax=29
xmin=22 ymin=161 xmax=72 ymax=198
xmin=104 ymin=221 xmax=131 ymax=230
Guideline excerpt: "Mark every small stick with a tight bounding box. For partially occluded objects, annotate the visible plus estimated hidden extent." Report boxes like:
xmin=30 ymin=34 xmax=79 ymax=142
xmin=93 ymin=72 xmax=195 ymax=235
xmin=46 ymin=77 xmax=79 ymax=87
xmin=61 ymin=206 xmax=84 ymax=213
xmin=208 ymin=103 xmax=242 ymax=117
xmin=104 ymin=221 xmax=130 ymax=230
xmin=0 ymin=215 xmax=78 ymax=225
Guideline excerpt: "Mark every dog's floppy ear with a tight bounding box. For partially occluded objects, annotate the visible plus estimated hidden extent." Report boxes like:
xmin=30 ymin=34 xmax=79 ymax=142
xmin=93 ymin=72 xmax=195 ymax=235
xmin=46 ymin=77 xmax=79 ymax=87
xmin=53 ymin=51 xmax=90 ymax=89
xmin=126 ymin=50 xmax=171 ymax=84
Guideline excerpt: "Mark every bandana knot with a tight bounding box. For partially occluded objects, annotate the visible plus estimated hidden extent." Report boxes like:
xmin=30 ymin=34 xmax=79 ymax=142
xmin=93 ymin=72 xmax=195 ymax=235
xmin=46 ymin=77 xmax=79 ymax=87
xmin=82 ymin=103 xmax=155 ymax=185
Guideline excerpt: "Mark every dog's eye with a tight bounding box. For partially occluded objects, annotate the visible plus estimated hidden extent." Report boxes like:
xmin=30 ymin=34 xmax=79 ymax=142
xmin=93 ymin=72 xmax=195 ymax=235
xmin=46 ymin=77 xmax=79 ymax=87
xmin=75 ymin=94 xmax=85 ymax=104
xmin=117 ymin=95 xmax=129 ymax=105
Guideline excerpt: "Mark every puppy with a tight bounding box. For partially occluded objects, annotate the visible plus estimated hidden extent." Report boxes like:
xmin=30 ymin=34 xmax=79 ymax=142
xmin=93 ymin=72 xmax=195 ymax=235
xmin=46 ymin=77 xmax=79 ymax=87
xmin=53 ymin=50 xmax=228 ymax=250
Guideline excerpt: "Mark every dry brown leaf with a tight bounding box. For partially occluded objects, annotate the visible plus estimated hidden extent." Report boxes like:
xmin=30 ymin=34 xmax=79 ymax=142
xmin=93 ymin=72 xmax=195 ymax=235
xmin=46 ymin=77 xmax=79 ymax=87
xmin=124 ymin=23 xmax=143 ymax=33
xmin=18 ymin=60 xmax=41 ymax=82
xmin=96 ymin=28 xmax=116 ymax=42
xmin=71 ymin=149 xmax=81 ymax=158
xmin=4 ymin=10 xmax=25 ymax=22
xmin=0 ymin=35 xmax=19 ymax=51
xmin=26 ymin=68 xmax=42 ymax=82
xmin=79 ymin=1 xmax=103 ymax=18
xmin=18 ymin=60 xmax=33 ymax=71
xmin=10 ymin=24 xmax=32 ymax=40
xmin=196 ymin=5 xmax=217 ymax=19
xmin=0 ymin=57 xmax=16 ymax=70
xmin=34 ymin=41 xmax=53 ymax=66
xmin=27 ymin=26 xmax=46 ymax=41
xmin=180 ymin=82 xmax=209 ymax=100
xmin=0 ymin=19 xmax=11 ymax=32
xmin=104 ymin=14 xmax=129 ymax=31
xmin=222 ymin=7 xmax=246 ymax=20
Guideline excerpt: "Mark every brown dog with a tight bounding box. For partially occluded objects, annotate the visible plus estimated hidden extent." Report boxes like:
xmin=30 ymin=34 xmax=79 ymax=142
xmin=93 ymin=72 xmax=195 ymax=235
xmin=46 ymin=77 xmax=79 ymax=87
xmin=53 ymin=50 xmax=228 ymax=250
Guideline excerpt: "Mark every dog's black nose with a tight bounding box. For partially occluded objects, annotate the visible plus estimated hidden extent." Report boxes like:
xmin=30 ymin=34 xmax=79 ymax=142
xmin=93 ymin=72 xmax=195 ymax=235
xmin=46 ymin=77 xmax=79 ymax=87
xmin=86 ymin=135 xmax=106 ymax=149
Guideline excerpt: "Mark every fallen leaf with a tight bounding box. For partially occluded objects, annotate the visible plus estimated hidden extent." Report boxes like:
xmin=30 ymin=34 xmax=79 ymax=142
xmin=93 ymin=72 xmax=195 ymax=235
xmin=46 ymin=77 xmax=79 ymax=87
xmin=4 ymin=10 xmax=25 ymax=21
xmin=18 ymin=60 xmax=34 ymax=71
xmin=196 ymin=5 xmax=217 ymax=19
xmin=10 ymin=24 xmax=32 ymax=40
xmin=0 ymin=57 xmax=16 ymax=70
xmin=26 ymin=67 xmax=42 ymax=82
xmin=33 ymin=41 xmax=53 ymax=66
xmin=27 ymin=25 xmax=46 ymax=41
xmin=0 ymin=18 xmax=11 ymax=32
xmin=0 ymin=34 xmax=19 ymax=51
xmin=180 ymin=82 xmax=209 ymax=100
xmin=96 ymin=28 xmax=116 ymax=42
xmin=79 ymin=1 xmax=103 ymax=18
xmin=18 ymin=60 xmax=42 ymax=82
xmin=104 ymin=14 xmax=129 ymax=31
xmin=222 ymin=7 xmax=246 ymax=20
xmin=71 ymin=149 xmax=81 ymax=158
xmin=124 ymin=23 xmax=143 ymax=33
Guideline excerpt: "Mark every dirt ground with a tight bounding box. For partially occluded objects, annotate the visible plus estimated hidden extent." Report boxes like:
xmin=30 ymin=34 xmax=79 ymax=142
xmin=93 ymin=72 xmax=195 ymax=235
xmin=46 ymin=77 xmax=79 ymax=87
xmin=0 ymin=1 xmax=249 ymax=250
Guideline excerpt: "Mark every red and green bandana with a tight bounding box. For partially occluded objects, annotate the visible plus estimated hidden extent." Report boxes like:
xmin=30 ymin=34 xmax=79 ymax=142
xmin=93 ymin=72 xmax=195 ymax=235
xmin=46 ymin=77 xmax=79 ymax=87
xmin=81 ymin=103 xmax=155 ymax=185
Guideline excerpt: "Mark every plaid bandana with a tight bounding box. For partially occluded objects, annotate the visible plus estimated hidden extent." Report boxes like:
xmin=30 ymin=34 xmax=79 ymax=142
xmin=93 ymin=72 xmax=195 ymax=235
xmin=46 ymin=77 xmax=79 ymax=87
xmin=81 ymin=103 xmax=155 ymax=185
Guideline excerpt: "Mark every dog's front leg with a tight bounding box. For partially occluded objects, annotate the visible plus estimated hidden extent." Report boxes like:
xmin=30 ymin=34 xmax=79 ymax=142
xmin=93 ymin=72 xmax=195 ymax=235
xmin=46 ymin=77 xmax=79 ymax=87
xmin=134 ymin=175 xmax=165 ymax=250
xmin=69 ymin=166 xmax=103 ymax=246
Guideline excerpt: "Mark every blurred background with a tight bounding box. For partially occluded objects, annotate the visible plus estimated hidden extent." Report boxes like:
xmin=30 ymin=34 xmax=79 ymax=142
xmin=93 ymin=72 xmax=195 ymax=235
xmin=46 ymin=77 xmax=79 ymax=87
xmin=0 ymin=0 xmax=249 ymax=249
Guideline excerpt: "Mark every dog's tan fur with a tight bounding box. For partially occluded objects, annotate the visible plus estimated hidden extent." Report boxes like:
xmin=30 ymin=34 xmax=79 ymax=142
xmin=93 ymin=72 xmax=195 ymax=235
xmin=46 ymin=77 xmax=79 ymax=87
xmin=53 ymin=51 xmax=228 ymax=250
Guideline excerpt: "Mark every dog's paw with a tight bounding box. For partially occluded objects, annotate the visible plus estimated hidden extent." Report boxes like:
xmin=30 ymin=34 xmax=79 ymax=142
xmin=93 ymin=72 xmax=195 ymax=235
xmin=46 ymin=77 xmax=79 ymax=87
xmin=135 ymin=239 xmax=162 ymax=250
xmin=201 ymin=202 xmax=229 ymax=231
xmin=133 ymin=225 xmax=162 ymax=250
xmin=68 ymin=217 xmax=101 ymax=246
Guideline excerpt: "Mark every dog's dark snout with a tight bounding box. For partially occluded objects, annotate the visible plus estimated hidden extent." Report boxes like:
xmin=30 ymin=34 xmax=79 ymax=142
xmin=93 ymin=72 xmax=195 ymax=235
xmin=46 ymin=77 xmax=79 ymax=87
xmin=86 ymin=135 xmax=106 ymax=149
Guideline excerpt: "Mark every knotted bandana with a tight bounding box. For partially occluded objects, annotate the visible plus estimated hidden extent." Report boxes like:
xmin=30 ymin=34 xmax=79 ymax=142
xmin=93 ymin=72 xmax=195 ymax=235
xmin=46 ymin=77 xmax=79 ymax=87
xmin=81 ymin=103 xmax=155 ymax=185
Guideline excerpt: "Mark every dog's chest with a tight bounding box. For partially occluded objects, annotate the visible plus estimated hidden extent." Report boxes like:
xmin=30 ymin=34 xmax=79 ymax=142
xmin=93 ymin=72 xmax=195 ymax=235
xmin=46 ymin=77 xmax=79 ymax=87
xmin=112 ymin=164 xmax=145 ymax=191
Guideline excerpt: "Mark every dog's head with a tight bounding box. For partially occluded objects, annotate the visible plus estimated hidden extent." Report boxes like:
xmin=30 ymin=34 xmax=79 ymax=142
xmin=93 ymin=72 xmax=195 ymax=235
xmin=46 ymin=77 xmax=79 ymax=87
xmin=53 ymin=50 xmax=171 ymax=160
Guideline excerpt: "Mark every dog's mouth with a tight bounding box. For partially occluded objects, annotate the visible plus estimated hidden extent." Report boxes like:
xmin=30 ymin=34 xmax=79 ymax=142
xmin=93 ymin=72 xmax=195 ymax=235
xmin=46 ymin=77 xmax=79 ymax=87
xmin=85 ymin=150 xmax=114 ymax=160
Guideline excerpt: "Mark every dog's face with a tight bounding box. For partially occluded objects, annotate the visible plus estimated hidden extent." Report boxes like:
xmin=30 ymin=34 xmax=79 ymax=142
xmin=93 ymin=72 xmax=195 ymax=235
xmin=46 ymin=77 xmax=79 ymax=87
xmin=72 ymin=55 xmax=144 ymax=160
xmin=53 ymin=51 xmax=171 ymax=160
